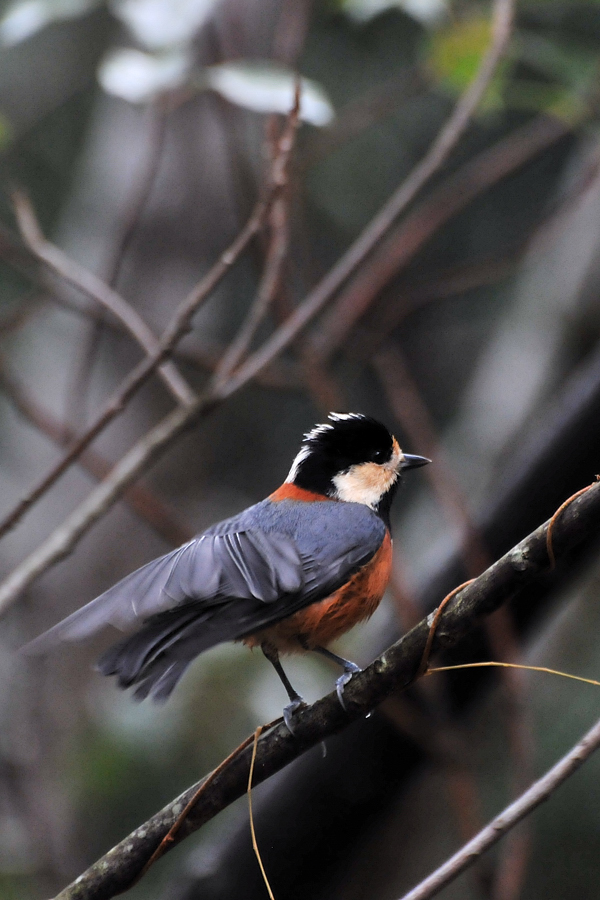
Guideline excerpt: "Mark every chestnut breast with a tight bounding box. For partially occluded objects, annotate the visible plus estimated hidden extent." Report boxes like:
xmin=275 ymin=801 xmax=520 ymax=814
xmin=245 ymin=530 xmax=392 ymax=653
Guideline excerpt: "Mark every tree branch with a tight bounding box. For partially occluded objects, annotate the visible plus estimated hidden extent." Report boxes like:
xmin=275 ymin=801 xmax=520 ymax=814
xmin=398 ymin=707 xmax=600 ymax=900
xmin=0 ymin=81 xmax=305 ymax=551
xmin=11 ymin=190 xmax=196 ymax=407
xmin=0 ymin=0 xmax=515 ymax=608
xmin=217 ymin=0 xmax=516 ymax=399
xmin=0 ymin=359 xmax=191 ymax=547
xmin=0 ymin=191 xmax=275 ymax=546
xmin=50 ymin=481 xmax=600 ymax=900
xmin=310 ymin=113 xmax=572 ymax=363
xmin=213 ymin=83 xmax=300 ymax=383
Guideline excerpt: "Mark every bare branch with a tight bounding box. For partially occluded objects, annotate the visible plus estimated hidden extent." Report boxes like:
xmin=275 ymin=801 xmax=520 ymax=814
xmin=0 ymin=400 xmax=205 ymax=612
xmin=0 ymin=3 xmax=516 ymax=608
xmin=50 ymin=481 xmax=600 ymax=900
xmin=312 ymin=113 xmax=571 ymax=362
xmin=65 ymin=102 xmax=170 ymax=430
xmin=0 ymin=359 xmax=191 ymax=547
xmin=212 ymin=0 xmax=516 ymax=399
xmin=213 ymin=82 xmax=300 ymax=382
xmin=11 ymin=191 xmax=196 ymax=407
xmin=0 ymin=189 xmax=276 ymax=547
xmin=19 ymin=291 xmax=300 ymax=390
xmin=104 ymin=101 xmax=169 ymax=289
xmin=398 ymin=711 xmax=600 ymax=900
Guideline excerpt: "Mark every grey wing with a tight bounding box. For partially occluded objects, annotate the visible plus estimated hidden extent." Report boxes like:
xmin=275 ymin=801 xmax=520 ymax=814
xmin=94 ymin=506 xmax=386 ymax=701
xmin=23 ymin=529 xmax=305 ymax=655
xmin=23 ymin=499 xmax=387 ymax=702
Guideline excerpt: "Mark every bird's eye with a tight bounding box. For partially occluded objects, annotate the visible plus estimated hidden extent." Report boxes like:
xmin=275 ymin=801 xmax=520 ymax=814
xmin=372 ymin=449 xmax=387 ymax=463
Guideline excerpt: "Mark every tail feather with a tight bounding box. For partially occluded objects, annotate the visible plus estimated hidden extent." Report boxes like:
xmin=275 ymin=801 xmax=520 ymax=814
xmin=96 ymin=602 xmax=243 ymax=700
xmin=133 ymin=660 xmax=192 ymax=703
xmin=97 ymin=606 xmax=202 ymax=687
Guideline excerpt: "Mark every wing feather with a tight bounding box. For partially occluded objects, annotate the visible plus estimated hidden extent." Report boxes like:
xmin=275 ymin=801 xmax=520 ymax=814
xmin=24 ymin=498 xmax=387 ymax=702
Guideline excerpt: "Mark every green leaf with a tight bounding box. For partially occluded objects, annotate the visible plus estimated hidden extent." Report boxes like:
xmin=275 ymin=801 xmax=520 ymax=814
xmin=428 ymin=15 xmax=490 ymax=87
xmin=427 ymin=14 xmax=506 ymax=109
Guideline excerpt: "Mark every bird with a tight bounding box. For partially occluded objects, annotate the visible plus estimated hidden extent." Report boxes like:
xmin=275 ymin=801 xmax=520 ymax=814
xmin=24 ymin=413 xmax=429 ymax=729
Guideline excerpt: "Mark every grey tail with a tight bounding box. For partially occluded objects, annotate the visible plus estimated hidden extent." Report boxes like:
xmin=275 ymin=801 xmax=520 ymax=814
xmin=96 ymin=606 xmax=214 ymax=703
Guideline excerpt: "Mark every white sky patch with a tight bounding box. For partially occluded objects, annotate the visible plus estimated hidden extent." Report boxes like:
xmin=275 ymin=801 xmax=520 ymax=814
xmin=0 ymin=0 xmax=101 ymax=47
xmin=342 ymin=0 xmax=447 ymax=27
xmin=205 ymin=61 xmax=334 ymax=127
xmin=109 ymin=0 xmax=220 ymax=50
xmin=98 ymin=47 xmax=191 ymax=103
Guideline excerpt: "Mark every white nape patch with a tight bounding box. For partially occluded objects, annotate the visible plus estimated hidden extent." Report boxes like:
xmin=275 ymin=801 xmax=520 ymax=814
xmin=285 ymin=413 xmax=368 ymax=483
xmin=285 ymin=444 xmax=311 ymax=483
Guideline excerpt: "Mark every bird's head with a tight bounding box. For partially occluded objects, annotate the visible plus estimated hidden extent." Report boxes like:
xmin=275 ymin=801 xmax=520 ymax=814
xmin=286 ymin=413 xmax=429 ymax=519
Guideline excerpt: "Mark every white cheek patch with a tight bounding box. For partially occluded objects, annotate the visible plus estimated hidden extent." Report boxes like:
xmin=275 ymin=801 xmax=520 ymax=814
xmin=332 ymin=460 xmax=399 ymax=508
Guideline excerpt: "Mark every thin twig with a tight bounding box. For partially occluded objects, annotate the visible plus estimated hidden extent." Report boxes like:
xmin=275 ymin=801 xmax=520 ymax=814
xmin=11 ymin=191 xmax=196 ymax=407
xmin=312 ymin=114 xmax=571 ymax=363
xmin=248 ymin=725 xmax=275 ymax=900
xmin=427 ymin=661 xmax=600 ymax=688
xmin=397 ymin=712 xmax=600 ymax=900
xmin=106 ymin=102 xmax=170 ymax=289
xmin=0 ymin=2 xmax=514 ymax=608
xmin=217 ymin=0 xmax=516 ymax=399
xmin=0 ymin=359 xmax=191 ymax=547
xmin=49 ymin=481 xmax=600 ymax=900
xmin=65 ymin=103 xmax=170 ymax=430
xmin=213 ymin=83 xmax=300 ymax=383
xmin=418 ymin=581 xmax=475 ymax=678
xmin=0 ymin=190 xmax=276 ymax=548
xmin=133 ymin=731 xmax=261 ymax=884
xmin=22 ymin=294 xmax=299 ymax=390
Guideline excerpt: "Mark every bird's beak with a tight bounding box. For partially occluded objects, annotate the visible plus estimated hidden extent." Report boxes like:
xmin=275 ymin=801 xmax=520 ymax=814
xmin=400 ymin=453 xmax=431 ymax=470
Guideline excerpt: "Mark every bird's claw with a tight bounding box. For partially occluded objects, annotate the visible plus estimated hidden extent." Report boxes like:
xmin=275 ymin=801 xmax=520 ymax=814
xmin=336 ymin=662 xmax=362 ymax=711
xmin=283 ymin=697 xmax=307 ymax=734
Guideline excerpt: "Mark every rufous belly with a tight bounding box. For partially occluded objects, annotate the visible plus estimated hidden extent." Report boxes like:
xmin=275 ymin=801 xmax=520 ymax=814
xmin=244 ymin=531 xmax=392 ymax=653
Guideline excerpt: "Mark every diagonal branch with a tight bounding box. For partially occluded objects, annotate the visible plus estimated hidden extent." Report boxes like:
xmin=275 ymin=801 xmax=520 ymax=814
xmin=218 ymin=0 xmax=516 ymax=398
xmin=398 ymin=708 xmax=600 ymax=900
xmin=0 ymin=359 xmax=191 ymax=547
xmin=213 ymin=83 xmax=300 ymax=382
xmin=11 ymin=191 xmax=196 ymax=407
xmin=0 ymin=191 xmax=275 ymax=547
xmin=0 ymin=0 xmax=516 ymax=610
xmin=310 ymin=113 xmax=572 ymax=363
xmin=0 ymin=81 xmax=304 ymax=550
xmin=50 ymin=480 xmax=600 ymax=900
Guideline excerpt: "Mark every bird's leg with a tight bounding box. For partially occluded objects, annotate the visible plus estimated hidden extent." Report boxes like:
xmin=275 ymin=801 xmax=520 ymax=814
xmin=261 ymin=642 xmax=306 ymax=733
xmin=311 ymin=645 xmax=361 ymax=711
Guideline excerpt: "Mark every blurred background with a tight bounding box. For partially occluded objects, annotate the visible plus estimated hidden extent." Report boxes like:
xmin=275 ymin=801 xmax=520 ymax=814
xmin=1 ymin=0 xmax=600 ymax=897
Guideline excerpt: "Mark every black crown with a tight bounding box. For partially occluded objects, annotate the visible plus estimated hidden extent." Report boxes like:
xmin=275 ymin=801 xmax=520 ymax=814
xmin=293 ymin=413 xmax=394 ymax=495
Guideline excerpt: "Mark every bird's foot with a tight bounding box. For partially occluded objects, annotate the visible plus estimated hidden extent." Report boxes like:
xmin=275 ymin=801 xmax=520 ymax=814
xmin=335 ymin=662 xmax=362 ymax=711
xmin=283 ymin=696 xmax=308 ymax=734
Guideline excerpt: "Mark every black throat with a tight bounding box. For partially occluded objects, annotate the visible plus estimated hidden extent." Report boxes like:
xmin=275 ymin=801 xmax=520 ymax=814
xmin=374 ymin=480 xmax=399 ymax=532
